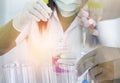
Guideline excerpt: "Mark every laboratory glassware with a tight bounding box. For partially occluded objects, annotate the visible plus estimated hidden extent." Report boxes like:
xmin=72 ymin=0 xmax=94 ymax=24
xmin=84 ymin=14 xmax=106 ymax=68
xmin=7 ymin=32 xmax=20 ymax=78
xmin=38 ymin=63 xmax=78 ymax=83
xmin=2 ymin=63 xmax=36 ymax=83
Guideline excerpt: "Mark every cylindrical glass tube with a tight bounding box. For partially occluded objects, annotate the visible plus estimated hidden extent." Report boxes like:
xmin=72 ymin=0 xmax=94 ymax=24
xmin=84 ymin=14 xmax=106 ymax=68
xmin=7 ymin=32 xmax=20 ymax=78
xmin=2 ymin=63 xmax=36 ymax=83
xmin=38 ymin=63 xmax=78 ymax=83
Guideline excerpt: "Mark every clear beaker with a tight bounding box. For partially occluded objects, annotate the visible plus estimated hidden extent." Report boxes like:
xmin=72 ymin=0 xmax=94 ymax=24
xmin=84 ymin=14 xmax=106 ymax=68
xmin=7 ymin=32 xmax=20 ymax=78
xmin=38 ymin=63 xmax=78 ymax=83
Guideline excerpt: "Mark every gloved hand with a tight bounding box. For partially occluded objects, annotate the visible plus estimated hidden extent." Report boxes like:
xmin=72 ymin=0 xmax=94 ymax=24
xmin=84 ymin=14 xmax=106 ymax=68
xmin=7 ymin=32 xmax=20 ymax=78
xmin=78 ymin=8 xmax=99 ymax=36
xmin=76 ymin=46 xmax=120 ymax=78
xmin=88 ymin=61 xmax=114 ymax=82
xmin=13 ymin=0 xmax=52 ymax=32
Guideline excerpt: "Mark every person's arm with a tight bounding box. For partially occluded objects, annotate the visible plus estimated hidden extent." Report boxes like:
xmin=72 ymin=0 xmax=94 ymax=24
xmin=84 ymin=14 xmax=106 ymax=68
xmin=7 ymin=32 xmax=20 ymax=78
xmin=0 ymin=20 xmax=20 ymax=55
xmin=0 ymin=0 xmax=52 ymax=56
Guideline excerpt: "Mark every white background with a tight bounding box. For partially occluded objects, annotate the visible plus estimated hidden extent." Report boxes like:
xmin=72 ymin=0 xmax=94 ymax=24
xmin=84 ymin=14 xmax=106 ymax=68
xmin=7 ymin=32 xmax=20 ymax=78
xmin=0 ymin=0 xmax=31 ymax=26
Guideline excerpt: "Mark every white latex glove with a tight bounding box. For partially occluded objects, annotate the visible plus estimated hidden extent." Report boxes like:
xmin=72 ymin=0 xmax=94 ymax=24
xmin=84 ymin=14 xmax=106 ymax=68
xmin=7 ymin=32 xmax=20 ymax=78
xmin=13 ymin=0 xmax=52 ymax=32
xmin=78 ymin=9 xmax=98 ymax=36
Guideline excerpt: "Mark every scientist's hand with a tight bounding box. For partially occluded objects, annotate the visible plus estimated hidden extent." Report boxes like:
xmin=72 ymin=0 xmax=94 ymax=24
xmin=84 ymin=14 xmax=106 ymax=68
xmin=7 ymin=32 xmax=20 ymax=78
xmin=78 ymin=9 xmax=99 ymax=36
xmin=79 ymin=9 xmax=96 ymax=28
xmin=13 ymin=0 xmax=52 ymax=31
xmin=76 ymin=46 xmax=118 ymax=82
xmin=89 ymin=61 xmax=114 ymax=83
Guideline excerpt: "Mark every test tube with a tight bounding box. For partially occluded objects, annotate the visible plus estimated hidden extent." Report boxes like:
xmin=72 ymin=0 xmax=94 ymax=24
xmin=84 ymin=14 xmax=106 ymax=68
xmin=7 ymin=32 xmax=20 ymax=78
xmin=2 ymin=63 xmax=36 ymax=83
xmin=1 ymin=62 xmax=78 ymax=83
xmin=2 ymin=64 xmax=19 ymax=83
xmin=21 ymin=64 xmax=36 ymax=83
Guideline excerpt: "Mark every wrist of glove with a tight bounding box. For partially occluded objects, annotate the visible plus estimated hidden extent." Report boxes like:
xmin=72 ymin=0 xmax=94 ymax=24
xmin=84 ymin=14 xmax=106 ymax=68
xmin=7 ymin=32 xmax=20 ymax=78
xmin=13 ymin=0 xmax=52 ymax=32
xmin=12 ymin=12 xmax=31 ymax=32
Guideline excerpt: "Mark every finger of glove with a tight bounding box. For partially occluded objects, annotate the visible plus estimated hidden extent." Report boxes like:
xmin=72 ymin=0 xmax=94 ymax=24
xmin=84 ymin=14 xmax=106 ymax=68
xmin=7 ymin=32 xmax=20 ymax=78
xmin=28 ymin=7 xmax=47 ymax=21
xmin=36 ymin=0 xmax=52 ymax=14
xmin=89 ymin=64 xmax=103 ymax=80
xmin=89 ymin=65 xmax=114 ymax=82
xmin=81 ymin=17 xmax=90 ymax=27
xmin=33 ymin=3 xmax=50 ymax=19
xmin=25 ymin=11 xmax=40 ymax=22
xmin=81 ymin=10 xmax=89 ymax=17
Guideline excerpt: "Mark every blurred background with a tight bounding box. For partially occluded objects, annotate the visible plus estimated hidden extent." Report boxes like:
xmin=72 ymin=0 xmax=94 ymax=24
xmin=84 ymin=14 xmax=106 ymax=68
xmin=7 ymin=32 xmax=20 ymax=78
xmin=0 ymin=0 xmax=31 ymax=26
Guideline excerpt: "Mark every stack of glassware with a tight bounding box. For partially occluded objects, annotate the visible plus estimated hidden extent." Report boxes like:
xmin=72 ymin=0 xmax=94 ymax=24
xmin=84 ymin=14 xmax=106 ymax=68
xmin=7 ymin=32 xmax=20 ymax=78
xmin=2 ymin=63 xmax=77 ymax=83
